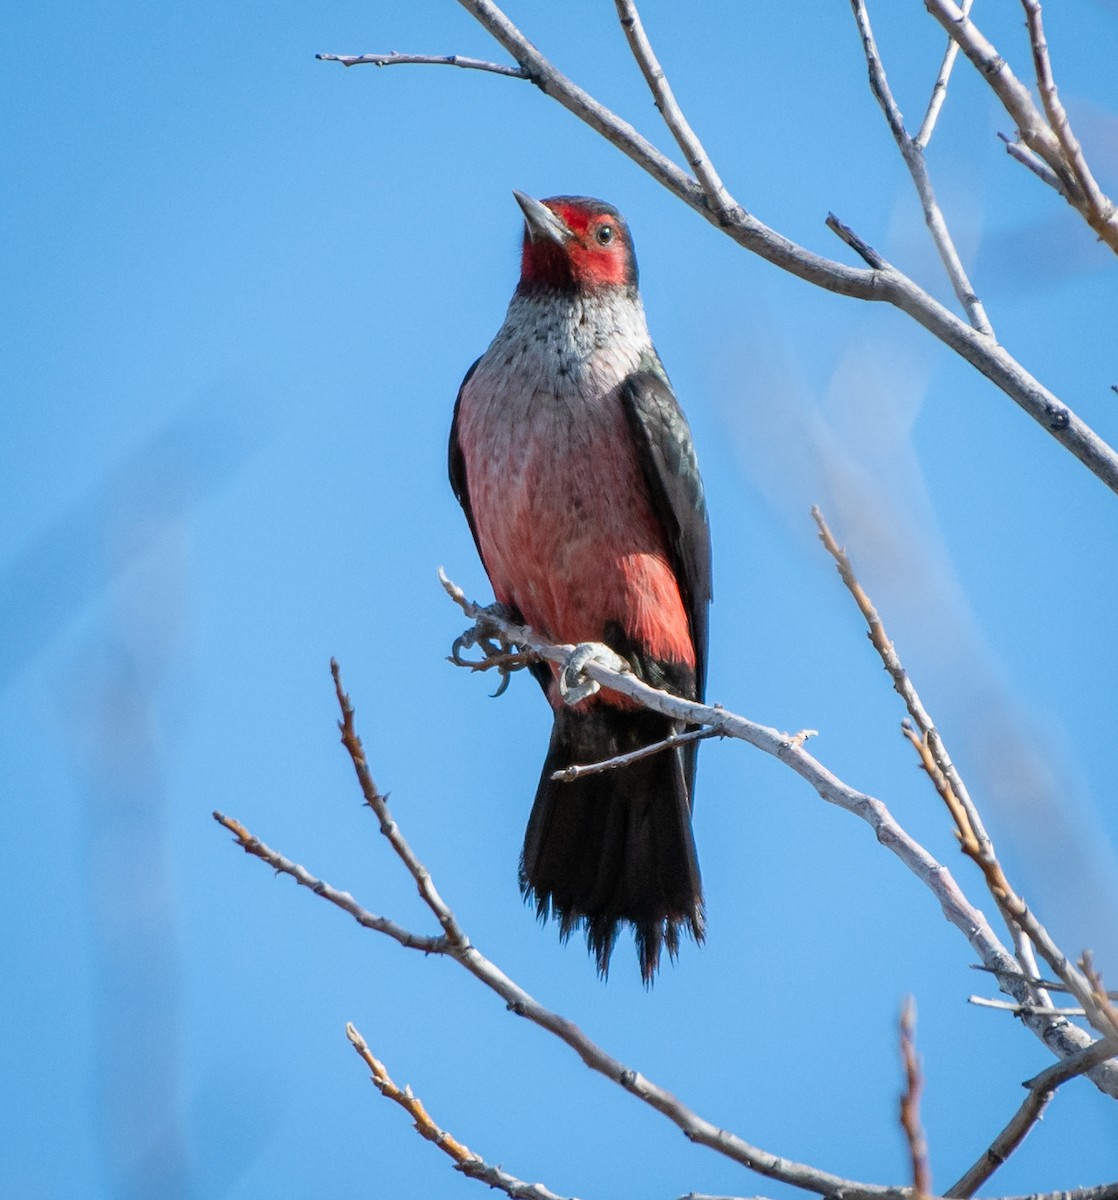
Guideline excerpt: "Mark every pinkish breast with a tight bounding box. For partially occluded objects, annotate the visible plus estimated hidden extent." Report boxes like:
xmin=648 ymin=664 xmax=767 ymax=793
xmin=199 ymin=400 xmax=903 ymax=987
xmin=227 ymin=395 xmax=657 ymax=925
xmin=456 ymin=288 xmax=694 ymax=708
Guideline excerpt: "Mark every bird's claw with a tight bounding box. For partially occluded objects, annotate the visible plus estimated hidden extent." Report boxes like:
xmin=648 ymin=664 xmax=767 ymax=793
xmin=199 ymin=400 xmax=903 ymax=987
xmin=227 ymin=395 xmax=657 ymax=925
xmin=559 ymin=642 xmax=628 ymax=706
xmin=449 ymin=602 xmax=523 ymax=696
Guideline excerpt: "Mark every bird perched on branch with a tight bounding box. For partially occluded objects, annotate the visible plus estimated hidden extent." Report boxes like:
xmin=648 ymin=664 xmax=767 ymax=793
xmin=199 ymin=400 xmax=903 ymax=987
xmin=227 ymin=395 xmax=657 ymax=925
xmin=449 ymin=192 xmax=712 ymax=981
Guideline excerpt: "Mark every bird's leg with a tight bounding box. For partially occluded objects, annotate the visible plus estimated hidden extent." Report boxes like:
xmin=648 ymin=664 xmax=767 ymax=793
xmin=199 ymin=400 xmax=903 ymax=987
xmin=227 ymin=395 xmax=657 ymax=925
xmin=449 ymin=602 xmax=533 ymax=697
xmin=558 ymin=642 xmax=629 ymax=706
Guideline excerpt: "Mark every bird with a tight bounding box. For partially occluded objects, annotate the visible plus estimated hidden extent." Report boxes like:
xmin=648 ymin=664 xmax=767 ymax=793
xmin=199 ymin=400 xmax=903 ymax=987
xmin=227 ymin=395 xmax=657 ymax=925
xmin=449 ymin=192 xmax=712 ymax=982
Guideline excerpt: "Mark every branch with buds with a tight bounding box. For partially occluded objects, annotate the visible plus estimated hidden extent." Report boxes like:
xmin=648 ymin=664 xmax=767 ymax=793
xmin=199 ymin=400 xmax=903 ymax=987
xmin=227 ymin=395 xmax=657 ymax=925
xmin=345 ymin=1023 xmax=571 ymax=1200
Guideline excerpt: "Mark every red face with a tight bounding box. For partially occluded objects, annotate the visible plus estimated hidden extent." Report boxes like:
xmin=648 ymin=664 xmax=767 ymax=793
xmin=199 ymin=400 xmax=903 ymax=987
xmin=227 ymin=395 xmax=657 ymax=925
xmin=519 ymin=198 xmax=637 ymax=291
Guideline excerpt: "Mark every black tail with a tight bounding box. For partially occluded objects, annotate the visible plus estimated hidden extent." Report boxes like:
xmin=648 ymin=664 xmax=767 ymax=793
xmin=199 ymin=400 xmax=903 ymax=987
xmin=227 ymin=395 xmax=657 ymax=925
xmin=519 ymin=706 xmax=704 ymax=982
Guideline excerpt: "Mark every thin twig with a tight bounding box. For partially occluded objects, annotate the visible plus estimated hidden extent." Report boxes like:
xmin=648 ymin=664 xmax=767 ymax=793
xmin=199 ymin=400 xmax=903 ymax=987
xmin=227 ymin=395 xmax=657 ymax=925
xmin=439 ymin=570 xmax=1118 ymax=1098
xmin=914 ymin=0 xmax=973 ymax=148
xmin=551 ymin=725 xmax=721 ymax=782
xmin=824 ymin=213 xmax=888 ymax=269
xmin=899 ymin=999 xmax=932 ymax=1197
xmin=849 ymin=0 xmax=993 ymax=334
xmin=213 ymin=811 xmax=446 ymax=953
xmin=947 ymin=1036 xmax=1118 ymax=1197
xmin=612 ymin=0 xmax=733 ymax=220
xmin=331 ymin=658 xmax=470 ymax=950
xmin=315 ymin=51 xmax=528 ymax=77
xmin=345 ymin=1024 xmax=572 ymax=1200
xmin=997 ymin=132 xmax=1068 ymax=194
xmin=971 ymin=962 xmax=1118 ymax=1000
xmin=969 ymin=995 xmax=1086 ymax=1017
xmin=812 ymin=509 xmax=994 ymax=859
xmin=812 ymin=510 xmax=1112 ymax=1036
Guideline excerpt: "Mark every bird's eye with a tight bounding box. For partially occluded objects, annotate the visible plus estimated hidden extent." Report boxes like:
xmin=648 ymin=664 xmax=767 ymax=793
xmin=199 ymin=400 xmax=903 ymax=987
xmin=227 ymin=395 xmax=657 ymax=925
xmin=595 ymin=224 xmax=615 ymax=245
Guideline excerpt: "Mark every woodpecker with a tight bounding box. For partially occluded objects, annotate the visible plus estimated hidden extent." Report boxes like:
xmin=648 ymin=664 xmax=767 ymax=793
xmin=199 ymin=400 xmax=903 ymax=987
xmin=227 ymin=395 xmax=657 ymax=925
xmin=449 ymin=193 xmax=712 ymax=982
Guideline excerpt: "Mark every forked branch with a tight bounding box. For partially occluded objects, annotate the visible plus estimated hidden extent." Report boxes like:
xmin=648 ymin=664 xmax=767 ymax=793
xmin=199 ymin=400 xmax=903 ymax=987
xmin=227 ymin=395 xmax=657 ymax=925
xmin=439 ymin=569 xmax=1118 ymax=1097
xmin=849 ymin=0 xmax=992 ymax=335
xmin=319 ymin=0 xmax=1118 ymax=495
xmin=812 ymin=509 xmax=1116 ymax=1040
xmin=923 ymin=0 xmax=1118 ymax=251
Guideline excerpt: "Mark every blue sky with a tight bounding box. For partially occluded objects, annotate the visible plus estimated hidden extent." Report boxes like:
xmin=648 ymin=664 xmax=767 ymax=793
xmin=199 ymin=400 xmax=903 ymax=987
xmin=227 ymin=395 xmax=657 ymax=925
xmin=3 ymin=2 xmax=1117 ymax=1197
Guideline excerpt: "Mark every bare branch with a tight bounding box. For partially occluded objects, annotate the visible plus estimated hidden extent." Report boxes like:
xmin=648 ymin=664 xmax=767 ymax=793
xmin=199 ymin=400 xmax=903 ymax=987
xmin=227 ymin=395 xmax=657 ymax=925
xmin=315 ymin=51 xmax=527 ymax=76
xmin=825 ymin=213 xmax=888 ymax=269
xmin=213 ymin=810 xmax=446 ymax=954
xmin=914 ymin=0 xmax=974 ymax=148
xmin=1008 ymin=929 xmax=1055 ymax=1011
xmin=680 ymin=1195 xmax=776 ymax=1200
xmin=551 ymin=725 xmax=721 ymax=783
xmin=898 ymin=999 xmax=932 ymax=1197
xmin=1021 ymin=0 xmax=1114 ymax=225
xmin=999 ymin=132 xmax=1069 ymax=194
xmin=440 ymin=570 xmax=1118 ymax=1097
xmin=947 ymin=1037 xmax=1118 ymax=1196
xmin=969 ymin=996 xmax=1087 ymax=1017
xmin=218 ymin=832 xmax=905 ymax=1194
xmin=923 ymin=0 xmax=1118 ymax=251
xmin=812 ymin=508 xmax=993 ymax=858
xmin=458 ymin=0 xmax=1118 ymax=491
xmin=345 ymin=1024 xmax=572 ymax=1200
xmin=1082 ymin=953 xmax=1118 ymax=1040
xmin=612 ymin=0 xmax=733 ymax=218
xmin=325 ymin=659 xmax=911 ymax=1198
xmin=331 ymin=657 xmax=471 ymax=950
xmin=323 ymin=1 xmax=1118 ymax=494
xmin=849 ymin=0 xmax=993 ymax=334
xmin=812 ymin=510 xmax=1113 ymax=1037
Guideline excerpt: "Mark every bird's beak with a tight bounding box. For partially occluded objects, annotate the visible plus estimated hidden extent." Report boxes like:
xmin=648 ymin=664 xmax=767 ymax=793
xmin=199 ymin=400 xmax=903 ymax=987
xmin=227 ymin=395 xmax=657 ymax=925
xmin=513 ymin=191 xmax=572 ymax=246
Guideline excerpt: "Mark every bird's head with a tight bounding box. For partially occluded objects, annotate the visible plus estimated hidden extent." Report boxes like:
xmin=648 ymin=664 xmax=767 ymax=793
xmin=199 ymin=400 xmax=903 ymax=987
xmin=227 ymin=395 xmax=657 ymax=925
xmin=514 ymin=192 xmax=638 ymax=293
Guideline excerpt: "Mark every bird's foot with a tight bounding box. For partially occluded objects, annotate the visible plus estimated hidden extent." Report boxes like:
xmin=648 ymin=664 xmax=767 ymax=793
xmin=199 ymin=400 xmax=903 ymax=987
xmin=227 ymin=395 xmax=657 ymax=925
xmin=559 ymin=642 xmax=628 ymax=706
xmin=450 ymin=602 xmax=529 ymax=697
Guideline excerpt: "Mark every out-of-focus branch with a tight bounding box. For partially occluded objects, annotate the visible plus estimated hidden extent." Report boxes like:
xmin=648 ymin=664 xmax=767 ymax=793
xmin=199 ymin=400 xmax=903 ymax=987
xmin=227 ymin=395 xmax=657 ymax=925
xmin=331 ymin=658 xmax=470 ymax=949
xmin=971 ymin=963 xmax=1118 ymax=1000
xmin=1082 ymin=953 xmax=1118 ymax=1040
xmin=923 ymin=0 xmax=1118 ymax=252
xmin=345 ymin=1024 xmax=571 ymax=1200
xmin=440 ymin=570 xmax=1118 ymax=1097
xmin=947 ymin=1036 xmax=1118 ymax=1196
xmin=850 ymin=0 xmax=993 ymax=335
xmin=319 ymin=2 xmax=1118 ymax=495
xmin=898 ymin=999 xmax=932 ymax=1196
